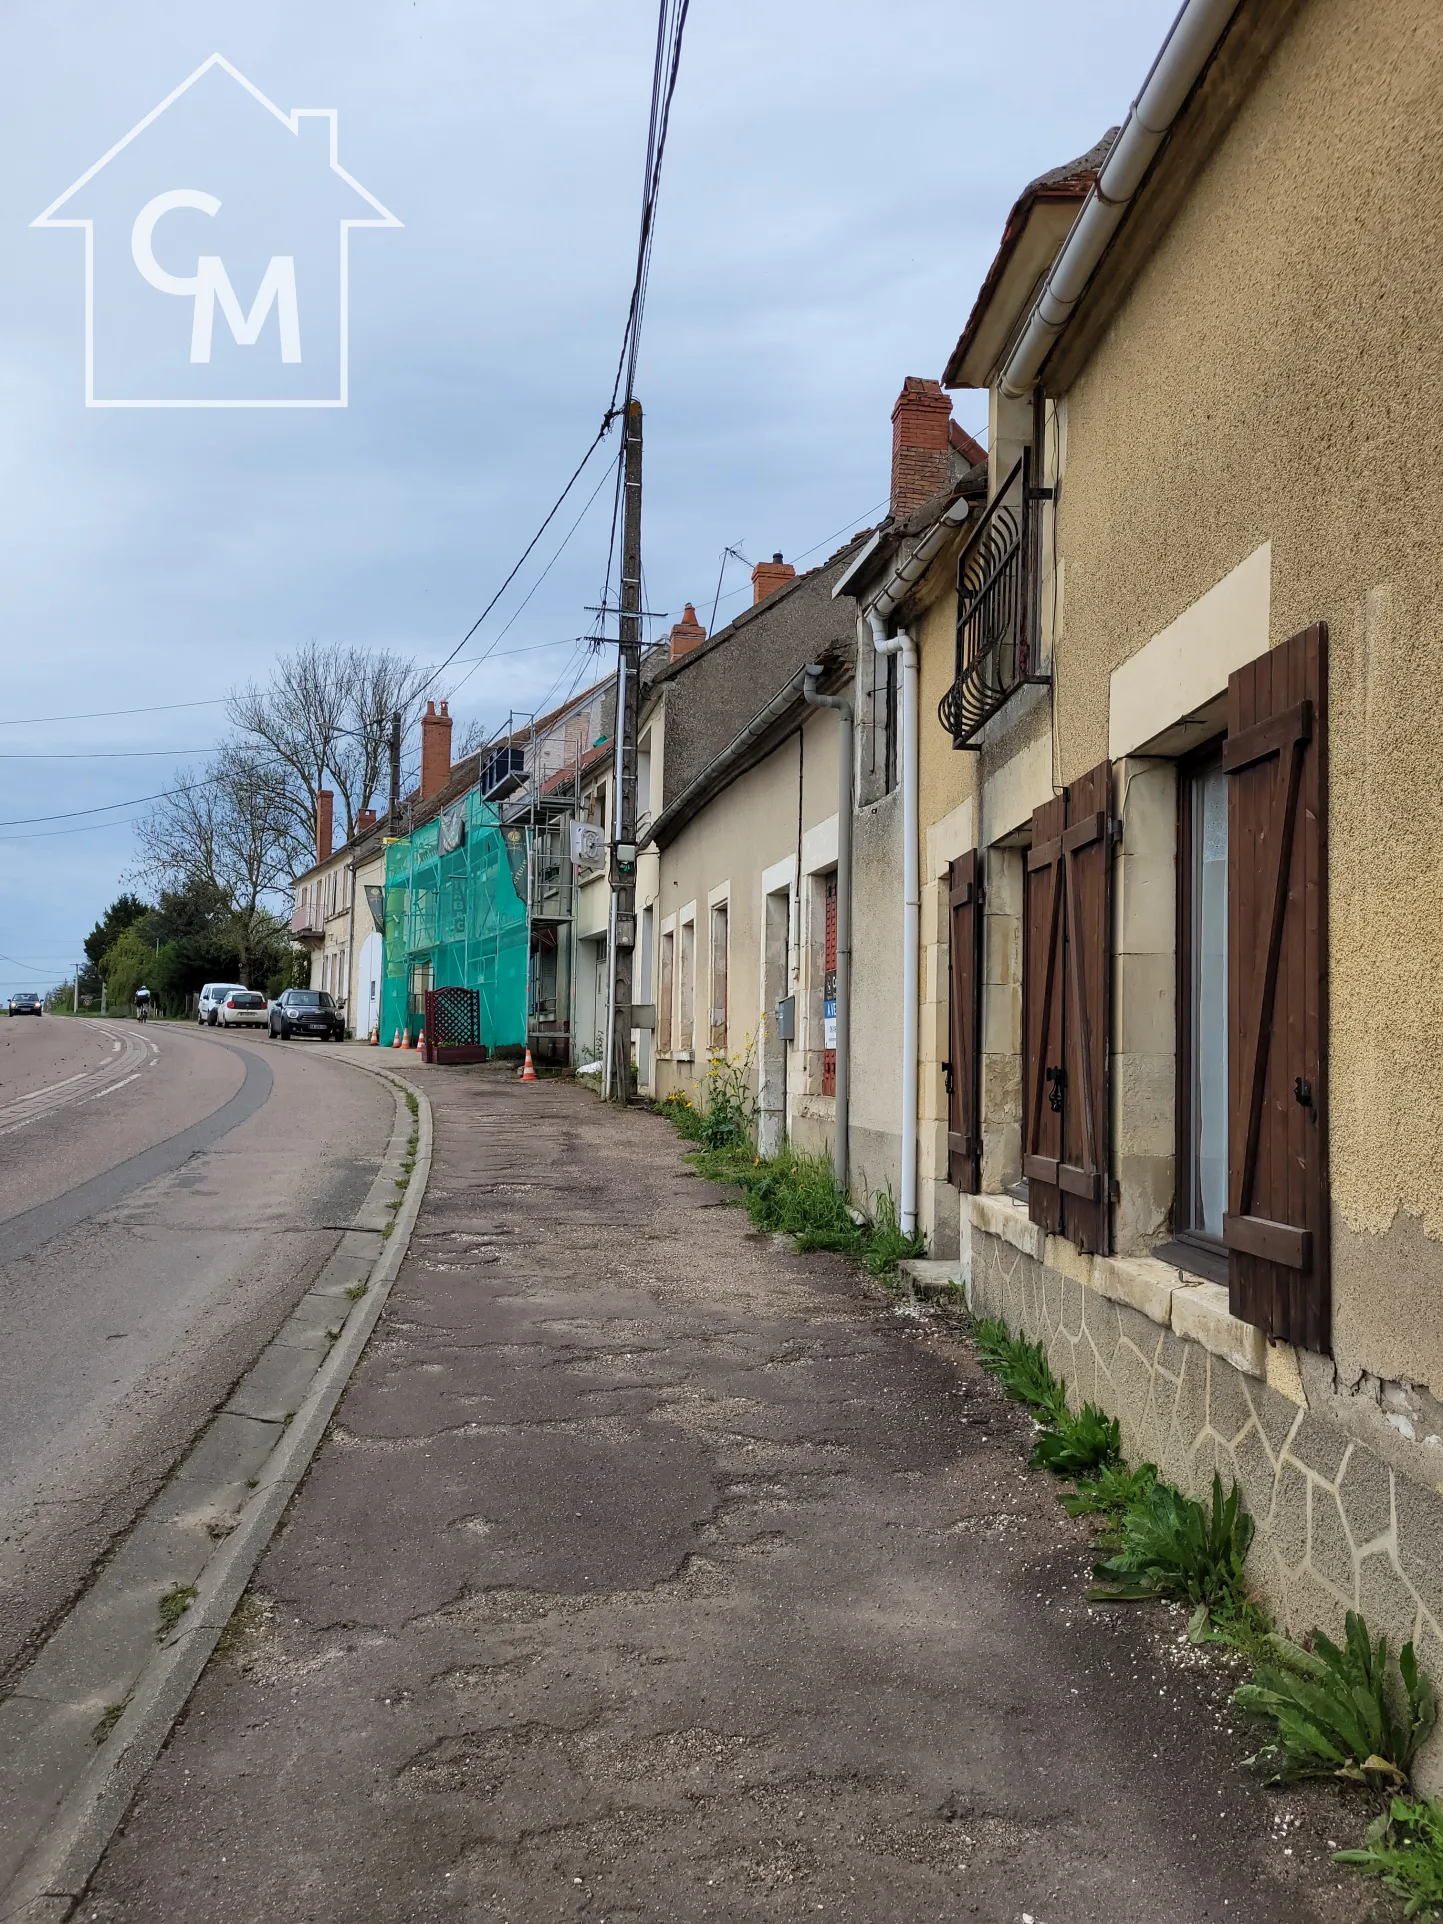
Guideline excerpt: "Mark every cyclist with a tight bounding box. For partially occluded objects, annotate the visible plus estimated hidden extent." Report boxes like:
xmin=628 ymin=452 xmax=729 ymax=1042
xmin=135 ymin=985 xmax=151 ymax=1024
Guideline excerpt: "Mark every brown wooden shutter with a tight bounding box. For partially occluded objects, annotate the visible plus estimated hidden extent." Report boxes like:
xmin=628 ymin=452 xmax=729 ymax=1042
xmin=1023 ymin=761 xmax=1113 ymax=1252
xmin=946 ymin=849 xmax=982 ymax=1191
xmin=1024 ymin=793 xmax=1067 ymax=1236
xmin=822 ymin=874 xmax=838 ymax=1097
xmin=1223 ymin=622 xmax=1329 ymax=1351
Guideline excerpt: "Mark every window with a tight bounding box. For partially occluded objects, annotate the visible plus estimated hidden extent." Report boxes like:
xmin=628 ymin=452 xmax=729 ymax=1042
xmin=678 ymin=919 xmax=695 ymax=1052
xmin=822 ymin=873 xmax=837 ymax=1096
xmin=1178 ymin=753 xmax=1228 ymax=1244
xmin=860 ymin=643 xmax=899 ymax=805
xmin=709 ymin=901 xmax=728 ymax=1052
xmin=658 ymin=930 xmax=674 ymax=1051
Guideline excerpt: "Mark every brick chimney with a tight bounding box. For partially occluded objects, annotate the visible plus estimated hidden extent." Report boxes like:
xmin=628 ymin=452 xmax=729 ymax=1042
xmin=420 ymin=699 xmax=453 ymax=800
xmin=316 ymin=789 xmax=334 ymax=866
xmin=668 ymin=602 xmax=707 ymax=661
xmin=356 ymin=807 xmax=377 ymax=834
xmin=891 ymin=376 xmax=953 ymax=519
xmin=751 ymin=553 xmax=796 ymax=606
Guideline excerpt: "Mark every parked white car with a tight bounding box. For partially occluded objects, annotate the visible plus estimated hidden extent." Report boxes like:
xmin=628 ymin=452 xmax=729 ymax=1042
xmin=215 ymin=989 xmax=269 ymax=1029
xmin=197 ymin=982 xmax=246 ymax=1026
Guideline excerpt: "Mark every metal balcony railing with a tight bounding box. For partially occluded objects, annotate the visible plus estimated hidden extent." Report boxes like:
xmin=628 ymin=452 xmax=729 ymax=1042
xmin=937 ymin=451 xmax=1047 ymax=748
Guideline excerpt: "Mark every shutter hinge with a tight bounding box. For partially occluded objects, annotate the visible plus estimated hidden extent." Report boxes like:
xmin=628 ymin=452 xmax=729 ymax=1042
xmin=1108 ymin=815 xmax=1125 ymax=849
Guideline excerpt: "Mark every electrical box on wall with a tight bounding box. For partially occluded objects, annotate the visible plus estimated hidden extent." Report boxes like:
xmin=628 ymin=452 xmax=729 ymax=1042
xmin=775 ymin=995 xmax=796 ymax=1041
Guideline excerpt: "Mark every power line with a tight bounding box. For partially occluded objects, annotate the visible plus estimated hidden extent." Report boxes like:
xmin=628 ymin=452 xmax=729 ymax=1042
xmin=0 ymin=747 xmax=217 ymax=760
xmin=0 ymin=698 xmax=227 ymax=728
xmin=0 ymin=777 xmax=215 ymax=828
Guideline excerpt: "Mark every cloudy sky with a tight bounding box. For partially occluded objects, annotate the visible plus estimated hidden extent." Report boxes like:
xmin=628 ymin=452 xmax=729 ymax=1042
xmin=0 ymin=0 xmax=1171 ymax=998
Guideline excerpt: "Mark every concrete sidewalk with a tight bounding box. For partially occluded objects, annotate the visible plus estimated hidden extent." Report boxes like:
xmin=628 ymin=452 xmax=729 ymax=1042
xmin=81 ymin=1065 xmax=1377 ymax=1923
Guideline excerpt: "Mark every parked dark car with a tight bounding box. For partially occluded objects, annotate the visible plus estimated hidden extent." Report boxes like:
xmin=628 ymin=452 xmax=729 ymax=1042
xmin=7 ymin=991 xmax=42 ymax=1016
xmin=269 ymin=988 xmax=343 ymax=1041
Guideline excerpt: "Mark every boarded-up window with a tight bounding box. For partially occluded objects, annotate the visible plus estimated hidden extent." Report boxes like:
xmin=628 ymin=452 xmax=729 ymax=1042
xmin=709 ymin=902 xmax=728 ymax=1052
xmin=822 ymin=873 xmax=838 ymax=1097
xmin=1023 ymin=761 xmax=1112 ymax=1254
xmin=658 ymin=931 xmax=674 ymax=1051
xmin=946 ymin=848 xmax=982 ymax=1192
xmin=1223 ymin=622 xmax=1329 ymax=1351
xmin=678 ymin=920 xmax=695 ymax=1052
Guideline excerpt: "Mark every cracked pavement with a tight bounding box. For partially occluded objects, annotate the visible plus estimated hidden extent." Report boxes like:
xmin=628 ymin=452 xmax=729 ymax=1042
xmin=82 ymin=1066 xmax=1382 ymax=1922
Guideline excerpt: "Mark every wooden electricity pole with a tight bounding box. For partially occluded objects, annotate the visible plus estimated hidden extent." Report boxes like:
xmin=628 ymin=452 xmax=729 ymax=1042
xmin=605 ymin=398 xmax=643 ymax=1101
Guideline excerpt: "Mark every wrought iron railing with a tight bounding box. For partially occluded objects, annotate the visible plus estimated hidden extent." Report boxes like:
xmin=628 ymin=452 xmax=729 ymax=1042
xmin=938 ymin=451 xmax=1045 ymax=748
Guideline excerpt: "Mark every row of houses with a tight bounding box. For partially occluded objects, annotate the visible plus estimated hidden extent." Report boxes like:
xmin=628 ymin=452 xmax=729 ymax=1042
xmin=293 ymin=0 xmax=1443 ymax=1717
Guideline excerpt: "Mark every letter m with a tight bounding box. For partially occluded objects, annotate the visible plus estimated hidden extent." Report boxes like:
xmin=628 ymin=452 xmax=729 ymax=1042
xmin=190 ymin=256 xmax=302 ymax=364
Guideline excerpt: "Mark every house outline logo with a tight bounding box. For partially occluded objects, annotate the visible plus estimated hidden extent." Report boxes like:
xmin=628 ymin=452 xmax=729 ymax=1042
xmin=32 ymin=52 xmax=401 ymax=409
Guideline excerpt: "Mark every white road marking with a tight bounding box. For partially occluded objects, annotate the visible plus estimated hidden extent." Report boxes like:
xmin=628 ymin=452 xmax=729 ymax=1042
xmin=20 ymin=1072 xmax=89 ymax=1101
xmin=88 ymin=1073 xmax=140 ymax=1100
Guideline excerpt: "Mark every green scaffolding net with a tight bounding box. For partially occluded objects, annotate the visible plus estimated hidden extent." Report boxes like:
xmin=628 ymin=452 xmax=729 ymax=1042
xmin=380 ymin=792 xmax=529 ymax=1050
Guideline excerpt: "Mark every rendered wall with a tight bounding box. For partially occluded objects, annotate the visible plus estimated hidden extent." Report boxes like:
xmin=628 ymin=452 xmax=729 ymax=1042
xmin=1049 ymin=0 xmax=1443 ymax=1395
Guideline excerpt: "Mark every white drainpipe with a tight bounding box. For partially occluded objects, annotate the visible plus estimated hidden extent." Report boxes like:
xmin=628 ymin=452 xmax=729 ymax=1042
xmin=860 ymin=493 xmax=971 ymax=1239
xmin=868 ymin=609 xmax=920 ymax=1233
xmin=1000 ymin=0 xmax=1242 ymax=399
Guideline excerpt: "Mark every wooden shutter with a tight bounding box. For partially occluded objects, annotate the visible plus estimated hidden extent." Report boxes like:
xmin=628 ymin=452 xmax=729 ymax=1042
xmin=1223 ymin=622 xmax=1329 ymax=1351
xmin=1023 ymin=761 xmax=1113 ymax=1252
xmin=822 ymin=874 xmax=838 ymax=1097
xmin=946 ymin=849 xmax=982 ymax=1191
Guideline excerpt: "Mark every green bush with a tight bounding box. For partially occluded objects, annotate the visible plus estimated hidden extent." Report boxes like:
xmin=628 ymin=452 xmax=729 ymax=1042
xmin=1235 ymin=1612 xmax=1437 ymax=1788
xmin=1336 ymin=1795 xmax=1443 ymax=1914
xmin=1091 ymin=1472 xmax=1258 ymax=1644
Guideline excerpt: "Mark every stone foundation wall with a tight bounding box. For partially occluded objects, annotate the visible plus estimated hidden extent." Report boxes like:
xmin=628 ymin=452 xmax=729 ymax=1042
xmin=965 ymin=1195 xmax=1443 ymax=1779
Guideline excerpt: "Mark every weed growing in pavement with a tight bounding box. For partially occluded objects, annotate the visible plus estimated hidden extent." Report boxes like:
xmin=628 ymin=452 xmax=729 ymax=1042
xmin=345 ymin=1281 xmax=368 ymax=1301
xmin=660 ymin=1082 xmax=925 ymax=1279
xmin=404 ymin=1092 xmax=418 ymax=1118
xmin=1235 ymin=1612 xmax=1438 ymax=1787
xmin=972 ymin=1320 xmax=1068 ymax=1425
xmin=382 ymin=1222 xmax=394 ymax=1238
xmin=385 ymin=1198 xmax=402 ymax=1212
xmin=863 ymin=1185 xmax=926 ymax=1279
xmin=1091 ymin=1472 xmax=1260 ymax=1645
xmin=92 ymin=1700 xmax=128 ymax=1744
xmin=1336 ymin=1794 xmax=1443 ymax=1913
xmin=1061 ymin=1459 xmax=1157 ymax=1529
xmin=1031 ymin=1402 xmax=1121 ymax=1477
xmin=156 ymin=1582 xmax=198 ymax=1639
xmin=245 ymin=1476 xmax=259 ymax=1488
xmin=325 ymin=1326 xmax=342 ymax=1342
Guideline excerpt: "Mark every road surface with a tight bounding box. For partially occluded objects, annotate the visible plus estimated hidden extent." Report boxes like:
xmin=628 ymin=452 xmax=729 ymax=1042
xmin=0 ymin=1015 xmax=393 ymax=1685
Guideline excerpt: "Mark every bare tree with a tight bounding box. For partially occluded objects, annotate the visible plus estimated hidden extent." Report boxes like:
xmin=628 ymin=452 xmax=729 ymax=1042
xmin=228 ymin=642 xmax=434 ymax=852
xmin=134 ymin=746 xmax=296 ymax=982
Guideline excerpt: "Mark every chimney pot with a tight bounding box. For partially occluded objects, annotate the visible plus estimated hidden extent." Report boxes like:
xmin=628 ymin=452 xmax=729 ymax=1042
xmin=667 ymin=601 xmax=708 ymax=662
xmin=316 ymin=789 xmax=334 ymax=866
xmin=420 ymin=698 xmax=453 ymax=800
xmin=751 ymin=554 xmax=797 ymax=606
xmin=890 ymin=375 xmax=954 ymax=520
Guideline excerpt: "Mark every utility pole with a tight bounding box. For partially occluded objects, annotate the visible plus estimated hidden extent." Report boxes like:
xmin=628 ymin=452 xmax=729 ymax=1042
xmin=604 ymin=398 xmax=643 ymax=1102
xmin=387 ymin=711 xmax=402 ymax=825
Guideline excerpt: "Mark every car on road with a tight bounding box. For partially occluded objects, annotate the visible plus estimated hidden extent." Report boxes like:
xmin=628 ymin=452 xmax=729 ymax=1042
xmin=7 ymin=991 xmax=42 ymax=1016
xmin=269 ymin=988 xmax=344 ymax=1041
xmin=215 ymin=989 xmax=270 ymax=1029
xmin=197 ymin=983 xmax=246 ymax=1027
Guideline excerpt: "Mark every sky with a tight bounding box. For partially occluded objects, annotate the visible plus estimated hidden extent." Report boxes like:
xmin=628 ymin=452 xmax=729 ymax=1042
xmin=0 ymin=0 xmax=1174 ymax=999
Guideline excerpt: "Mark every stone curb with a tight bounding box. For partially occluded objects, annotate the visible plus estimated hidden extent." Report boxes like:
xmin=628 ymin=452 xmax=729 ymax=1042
xmin=0 ymin=1058 xmax=433 ymax=1924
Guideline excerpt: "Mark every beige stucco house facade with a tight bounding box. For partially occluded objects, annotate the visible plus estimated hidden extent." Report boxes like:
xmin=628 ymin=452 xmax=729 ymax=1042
xmin=920 ymin=0 xmax=1443 ymax=1723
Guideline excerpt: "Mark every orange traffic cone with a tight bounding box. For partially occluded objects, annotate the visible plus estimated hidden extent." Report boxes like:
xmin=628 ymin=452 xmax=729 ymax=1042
xmin=520 ymin=1047 xmax=537 ymax=1082
xmin=400 ymin=1029 xmax=412 ymax=1051
xmin=415 ymin=1027 xmax=426 ymax=1060
xmin=368 ymin=1027 xmax=379 ymax=1047
xmin=390 ymin=1029 xmax=401 ymax=1049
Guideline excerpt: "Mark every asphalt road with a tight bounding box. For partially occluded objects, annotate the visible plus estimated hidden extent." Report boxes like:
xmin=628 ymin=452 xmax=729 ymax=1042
xmin=0 ymin=1016 xmax=393 ymax=1687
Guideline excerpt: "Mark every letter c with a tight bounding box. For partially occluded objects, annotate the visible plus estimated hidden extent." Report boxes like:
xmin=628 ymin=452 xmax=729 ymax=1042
xmin=131 ymin=190 xmax=221 ymax=296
